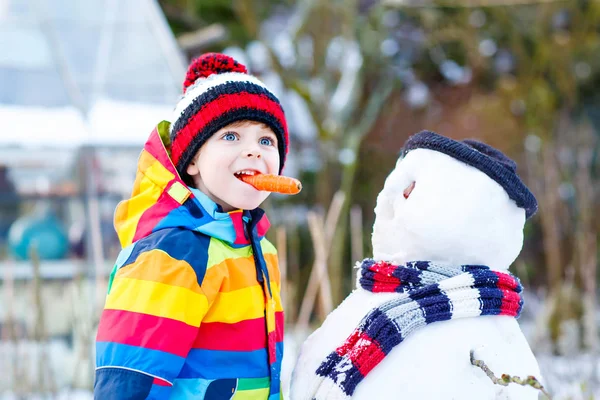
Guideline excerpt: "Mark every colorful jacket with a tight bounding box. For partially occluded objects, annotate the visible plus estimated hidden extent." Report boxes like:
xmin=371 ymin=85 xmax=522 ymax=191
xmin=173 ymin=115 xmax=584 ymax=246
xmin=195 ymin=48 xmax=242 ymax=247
xmin=94 ymin=121 xmax=284 ymax=400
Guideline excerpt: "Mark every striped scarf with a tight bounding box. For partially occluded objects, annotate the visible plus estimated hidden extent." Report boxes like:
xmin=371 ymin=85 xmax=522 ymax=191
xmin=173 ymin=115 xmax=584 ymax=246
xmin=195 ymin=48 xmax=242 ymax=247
xmin=309 ymin=259 xmax=523 ymax=399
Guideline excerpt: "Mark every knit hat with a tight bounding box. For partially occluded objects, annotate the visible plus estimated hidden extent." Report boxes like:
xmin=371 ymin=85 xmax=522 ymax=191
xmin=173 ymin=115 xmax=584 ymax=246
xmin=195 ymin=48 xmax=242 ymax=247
xmin=402 ymin=130 xmax=538 ymax=219
xmin=169 ymin=53 xmax=289 ymax=182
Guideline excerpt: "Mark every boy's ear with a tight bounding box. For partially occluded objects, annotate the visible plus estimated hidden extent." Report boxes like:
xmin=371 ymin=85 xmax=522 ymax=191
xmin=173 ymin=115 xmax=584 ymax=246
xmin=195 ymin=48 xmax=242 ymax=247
xmin=186 ymin=160 xmax=200 ymax=177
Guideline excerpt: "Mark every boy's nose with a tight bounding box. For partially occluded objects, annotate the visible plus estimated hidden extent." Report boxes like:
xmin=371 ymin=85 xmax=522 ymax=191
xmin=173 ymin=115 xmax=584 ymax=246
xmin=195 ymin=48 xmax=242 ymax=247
xmin=243 ymin=146 xmax=261 ymax=159
xmin=245 ymin=151 xmax=261 ymax=158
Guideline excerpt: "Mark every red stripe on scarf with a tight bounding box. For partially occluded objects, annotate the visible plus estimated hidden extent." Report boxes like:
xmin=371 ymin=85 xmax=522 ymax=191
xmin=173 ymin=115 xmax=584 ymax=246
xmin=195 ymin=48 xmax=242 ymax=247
xmin=494 ymin=271 xmax=521 ymax=316
xmin=369 ymin=261 xmax=402 ymax=292
xmin=335 ymin=330 xmax=386 ymax=377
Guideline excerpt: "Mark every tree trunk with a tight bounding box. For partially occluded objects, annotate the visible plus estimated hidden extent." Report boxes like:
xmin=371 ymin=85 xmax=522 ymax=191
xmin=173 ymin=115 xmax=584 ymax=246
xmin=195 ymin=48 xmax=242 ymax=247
xmin=328 ymin=156 xmax=359 ymax=305
xmin=574 ymin=122 xmax=598 ymax=352
xmin=540 ymin=143 xmax=563 ymax=292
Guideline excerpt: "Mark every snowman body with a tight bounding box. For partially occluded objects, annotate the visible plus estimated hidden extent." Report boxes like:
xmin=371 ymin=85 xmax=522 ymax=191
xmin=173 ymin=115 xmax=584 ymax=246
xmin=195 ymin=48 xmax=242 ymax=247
xmin=291 ymin=146 xmax=542 ymax=400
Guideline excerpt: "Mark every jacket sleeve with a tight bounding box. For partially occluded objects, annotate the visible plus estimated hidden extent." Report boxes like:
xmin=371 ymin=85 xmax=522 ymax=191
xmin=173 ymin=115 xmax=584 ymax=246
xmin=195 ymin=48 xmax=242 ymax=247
xmin=94 ymin=229 xmax=219 ymax=400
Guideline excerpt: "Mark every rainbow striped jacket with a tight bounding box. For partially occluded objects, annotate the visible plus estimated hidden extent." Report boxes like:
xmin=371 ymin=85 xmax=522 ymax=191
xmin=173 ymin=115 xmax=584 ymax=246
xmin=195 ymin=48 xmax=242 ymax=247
xmin=94 ymin=122 xmax=284 ymax=400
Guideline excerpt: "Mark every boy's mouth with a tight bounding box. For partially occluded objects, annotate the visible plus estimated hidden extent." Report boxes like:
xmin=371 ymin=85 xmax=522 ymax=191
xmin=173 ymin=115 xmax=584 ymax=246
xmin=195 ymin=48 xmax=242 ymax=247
xmin=234 ymin=169 xmax=261 ymax=181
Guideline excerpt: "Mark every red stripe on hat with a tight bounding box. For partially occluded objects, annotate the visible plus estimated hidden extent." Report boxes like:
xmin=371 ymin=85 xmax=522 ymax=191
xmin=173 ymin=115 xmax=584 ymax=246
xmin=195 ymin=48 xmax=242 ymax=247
xmin=171 ymin=92 xmax=288 ymax=167
xmin=96 ymin=309 xmax=198 ymax=358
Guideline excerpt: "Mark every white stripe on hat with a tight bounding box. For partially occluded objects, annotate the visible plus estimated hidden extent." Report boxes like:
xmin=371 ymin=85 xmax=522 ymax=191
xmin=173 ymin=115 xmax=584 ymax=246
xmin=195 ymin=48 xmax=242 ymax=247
xmin=171 ymin=72 xmax=270 ymax=129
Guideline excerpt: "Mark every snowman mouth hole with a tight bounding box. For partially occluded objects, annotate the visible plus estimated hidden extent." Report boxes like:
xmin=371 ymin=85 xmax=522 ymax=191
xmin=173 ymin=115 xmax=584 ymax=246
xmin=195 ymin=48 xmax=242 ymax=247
xmin=403 ymin=181 xmax=415 ymax=199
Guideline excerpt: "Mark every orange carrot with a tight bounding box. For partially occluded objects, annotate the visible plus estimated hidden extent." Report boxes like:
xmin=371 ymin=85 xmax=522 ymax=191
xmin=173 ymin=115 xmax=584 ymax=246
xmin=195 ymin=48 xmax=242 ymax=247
xmin=239 ymin=174 xmax=302 ymax=195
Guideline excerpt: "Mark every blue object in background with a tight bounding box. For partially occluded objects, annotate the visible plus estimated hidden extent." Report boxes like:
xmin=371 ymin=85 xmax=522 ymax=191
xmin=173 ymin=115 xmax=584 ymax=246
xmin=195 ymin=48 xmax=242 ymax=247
xmin=8 ymin=211 xmax=69 ymax=260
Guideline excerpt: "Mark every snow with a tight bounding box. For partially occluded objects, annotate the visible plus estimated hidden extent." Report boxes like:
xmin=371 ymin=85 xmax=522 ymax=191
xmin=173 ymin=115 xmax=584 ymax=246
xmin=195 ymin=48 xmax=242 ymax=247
xmin=86 ymin=98 xmax=173 ymax=147
xmin=0 ymin=390 xmax=93 ymax=400
xmin=285 ymin=323 xmax=600 ymax=400
xmin=0 ymin=105 xmax=87 ymax=148
xmin=0 ymin=330 xmax=598 ymax=399
xmin=0 ymin=98 xmax=174 ymax=149
xmin=0 ymin=339 xmax=82 ymax=392
xmin=537 ymin=353 xmax=600 ymax=399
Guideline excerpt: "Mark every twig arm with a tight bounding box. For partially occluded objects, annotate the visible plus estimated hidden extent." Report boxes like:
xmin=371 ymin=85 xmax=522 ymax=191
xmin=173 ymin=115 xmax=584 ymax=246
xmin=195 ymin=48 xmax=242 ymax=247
xmin=470 ymin=350 xmax=552 ymax=399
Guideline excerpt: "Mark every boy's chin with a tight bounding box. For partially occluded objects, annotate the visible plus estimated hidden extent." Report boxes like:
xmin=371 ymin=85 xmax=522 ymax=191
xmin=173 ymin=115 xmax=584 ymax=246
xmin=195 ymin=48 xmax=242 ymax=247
xmin=221 ymin=193 xmax=269 ymax=212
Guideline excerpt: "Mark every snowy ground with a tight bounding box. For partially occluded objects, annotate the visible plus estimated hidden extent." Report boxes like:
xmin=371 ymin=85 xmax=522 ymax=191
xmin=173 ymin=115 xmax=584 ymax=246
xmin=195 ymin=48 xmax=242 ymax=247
xmin=536 ymin=353 xmax=600 ymax=400
xmin=0 ymin=390 xmax=92 ymax=400
xmin=0 ymin=351 xmax=598 ymax=399
xmin=1 ymin=318 xmax=598 ymax=399
xmin=279 ymin=322 xmax=600 ymax=400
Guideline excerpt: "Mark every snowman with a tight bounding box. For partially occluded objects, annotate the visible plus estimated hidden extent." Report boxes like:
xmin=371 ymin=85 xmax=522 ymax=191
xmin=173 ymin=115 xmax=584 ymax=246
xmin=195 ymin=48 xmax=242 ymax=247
xmin=290 ymin=131 xmax=543 ymax=400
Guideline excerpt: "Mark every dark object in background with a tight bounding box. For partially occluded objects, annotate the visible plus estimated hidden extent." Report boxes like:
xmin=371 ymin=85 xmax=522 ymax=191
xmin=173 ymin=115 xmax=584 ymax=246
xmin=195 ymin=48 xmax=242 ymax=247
xmin=0 ymin=164 xmax=20 ymax=244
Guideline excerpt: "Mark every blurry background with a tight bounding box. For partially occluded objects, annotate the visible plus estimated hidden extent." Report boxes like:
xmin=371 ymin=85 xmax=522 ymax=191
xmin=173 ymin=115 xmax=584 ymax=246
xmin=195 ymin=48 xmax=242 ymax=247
xmin=0 ymin=0 xmax=599 ymax=398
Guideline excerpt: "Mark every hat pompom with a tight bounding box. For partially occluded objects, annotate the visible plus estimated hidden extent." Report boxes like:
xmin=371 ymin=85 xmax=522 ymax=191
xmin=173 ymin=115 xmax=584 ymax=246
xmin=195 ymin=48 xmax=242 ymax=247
xmin=183 ymin=53 xmax=248 ymax=93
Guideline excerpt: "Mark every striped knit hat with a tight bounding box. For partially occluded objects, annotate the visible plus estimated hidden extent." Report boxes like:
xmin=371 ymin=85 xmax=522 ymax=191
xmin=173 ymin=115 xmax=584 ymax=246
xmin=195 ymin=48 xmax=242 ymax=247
xmin=169 ymin=53 xmax=289 ymax=182
xmin=403 ymin=130 xmax=538 ymax=219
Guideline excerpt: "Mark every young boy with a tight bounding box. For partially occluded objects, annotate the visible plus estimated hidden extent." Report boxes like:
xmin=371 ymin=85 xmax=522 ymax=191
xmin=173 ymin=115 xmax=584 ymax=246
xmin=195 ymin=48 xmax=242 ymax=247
xmin=94 ymin=53 xmax=289 ymax=400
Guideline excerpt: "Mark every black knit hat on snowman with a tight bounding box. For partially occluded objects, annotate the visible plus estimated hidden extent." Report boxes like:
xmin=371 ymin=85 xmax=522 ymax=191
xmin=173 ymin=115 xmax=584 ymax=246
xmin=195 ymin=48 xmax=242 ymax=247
xmin=402 ymin=130 xmax=538 ymax=219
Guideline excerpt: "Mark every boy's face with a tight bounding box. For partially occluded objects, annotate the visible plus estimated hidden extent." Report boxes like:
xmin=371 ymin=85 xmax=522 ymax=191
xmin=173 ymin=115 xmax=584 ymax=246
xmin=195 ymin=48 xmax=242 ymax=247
xmin=186 ymin=121 xmax=280 ymax=212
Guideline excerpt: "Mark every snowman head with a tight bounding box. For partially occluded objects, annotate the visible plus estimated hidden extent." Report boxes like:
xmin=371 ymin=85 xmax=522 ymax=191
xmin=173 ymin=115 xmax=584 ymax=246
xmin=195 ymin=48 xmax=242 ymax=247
xmin=372 ymin=131 xmax=537 ymax=272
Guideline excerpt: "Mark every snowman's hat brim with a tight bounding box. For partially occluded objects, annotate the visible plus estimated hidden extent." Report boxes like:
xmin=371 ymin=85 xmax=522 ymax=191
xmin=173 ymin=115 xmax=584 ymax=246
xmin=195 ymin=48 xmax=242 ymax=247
xmin=402 ymin=130 xmax=538 ymax=219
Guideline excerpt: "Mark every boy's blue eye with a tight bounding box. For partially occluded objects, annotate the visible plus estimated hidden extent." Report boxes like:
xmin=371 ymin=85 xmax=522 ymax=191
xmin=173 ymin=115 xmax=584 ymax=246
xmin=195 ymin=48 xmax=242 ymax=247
xmin=223 ymin=133 xmax=237 ymax=141
xmin=260 ymin=137 xmax=274 ymax=146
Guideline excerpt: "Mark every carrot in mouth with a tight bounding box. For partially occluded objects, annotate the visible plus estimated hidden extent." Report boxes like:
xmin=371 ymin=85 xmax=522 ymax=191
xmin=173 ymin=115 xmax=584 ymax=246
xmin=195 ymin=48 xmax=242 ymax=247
xmin=239 ymin=174 xmax=302 ymax=195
